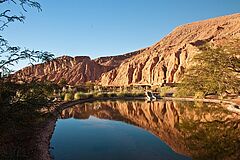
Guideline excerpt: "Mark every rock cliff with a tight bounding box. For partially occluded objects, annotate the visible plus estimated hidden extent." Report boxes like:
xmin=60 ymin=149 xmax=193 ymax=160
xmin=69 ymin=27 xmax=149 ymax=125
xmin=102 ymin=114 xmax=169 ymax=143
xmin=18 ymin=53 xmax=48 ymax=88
xmin=13 ymin=13 xmax=240 ymax=86
xmin=13 ymin=56 xmax=111 ymax=85
xmin=13 ymin=51 xmax=140 ymax=85
xmin=100 ymin=13 xmax=240 ymax=86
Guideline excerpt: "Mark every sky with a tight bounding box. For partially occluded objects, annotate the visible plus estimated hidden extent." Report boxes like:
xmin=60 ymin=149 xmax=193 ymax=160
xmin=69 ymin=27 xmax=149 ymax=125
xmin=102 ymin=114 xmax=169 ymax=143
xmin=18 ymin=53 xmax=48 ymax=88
xmin=1 ymin=0 xmax=240 ymax=70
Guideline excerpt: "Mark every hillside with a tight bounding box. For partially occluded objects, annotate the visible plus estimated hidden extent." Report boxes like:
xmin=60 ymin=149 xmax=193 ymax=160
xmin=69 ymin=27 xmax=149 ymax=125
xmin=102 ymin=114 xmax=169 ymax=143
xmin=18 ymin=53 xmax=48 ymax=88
xmin=100 ymin=13 xmax=240 ymax=86
xmin=13 ymin=13 xmax=240 ymax=86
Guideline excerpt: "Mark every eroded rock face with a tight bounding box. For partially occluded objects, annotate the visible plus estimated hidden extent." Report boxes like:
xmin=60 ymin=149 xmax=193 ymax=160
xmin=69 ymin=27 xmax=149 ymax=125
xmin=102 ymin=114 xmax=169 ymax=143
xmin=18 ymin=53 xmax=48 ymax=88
xmin=13 ymin=56 xmax=111 ymax=85
xmin=94 ymin=49 xmax=147 ymax=68
xmin=13 ymin=51 xmax=141 ymax=85
xmin=100 ymin=13 xmax=240 ymax=86
xmin=13 ymin=13 xmax=240 ymax=86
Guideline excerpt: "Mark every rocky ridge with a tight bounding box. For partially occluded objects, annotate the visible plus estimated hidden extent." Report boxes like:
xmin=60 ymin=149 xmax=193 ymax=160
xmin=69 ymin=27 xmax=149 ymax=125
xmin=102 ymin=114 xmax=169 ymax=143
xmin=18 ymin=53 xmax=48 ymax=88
xmin=100 ymin=13 xmax=240 ymax=86
xmin=13 ymin=13 xmax=240 ymax=86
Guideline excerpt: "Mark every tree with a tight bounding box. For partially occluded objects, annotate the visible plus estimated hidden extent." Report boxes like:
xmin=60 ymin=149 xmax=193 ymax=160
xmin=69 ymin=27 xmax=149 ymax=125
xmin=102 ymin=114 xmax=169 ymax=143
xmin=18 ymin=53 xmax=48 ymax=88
xmin=0 ymin=0 xmax=56 ymax=109
xmin=0 ymin=0 xmax=54 ymax=77
xmin=176 ymin=40 xmax=240 ymax=98
xmin=0 ymin=2 xmax=56 ymax=158
xmin=60 ymin=78 xmax=67 ymax=86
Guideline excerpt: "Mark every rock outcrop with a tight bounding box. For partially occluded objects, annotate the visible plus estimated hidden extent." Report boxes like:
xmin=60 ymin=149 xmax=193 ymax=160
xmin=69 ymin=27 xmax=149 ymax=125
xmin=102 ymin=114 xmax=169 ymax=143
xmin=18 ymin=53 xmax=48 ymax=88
xmin=100 ymin=13 xmax=240 ymax=86
xmin=13 ymin=56 xmax=111 ymax=85
xmin=12 ymin=13 xmax=240 ymax=86
xmin=13 ymin=51 xmax=141 ymax=85
xmin=94 ymin=49 xmax=147 ymax=68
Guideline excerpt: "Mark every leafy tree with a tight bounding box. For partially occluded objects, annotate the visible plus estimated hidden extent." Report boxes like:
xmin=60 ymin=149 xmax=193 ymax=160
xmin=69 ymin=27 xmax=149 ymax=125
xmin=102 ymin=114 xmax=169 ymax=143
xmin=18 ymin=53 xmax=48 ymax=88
xmin=0 ymin=1 xmax=56 ymax=159
xmin=0 ymin=0 xmax=56 ymax=107
xmin=0 ymin=0 xmax=54 ymax=77
xmin=176 ymin=40 xmax=240 ymax=98
xmin=59 ymin=78 xmax=67 ymax=86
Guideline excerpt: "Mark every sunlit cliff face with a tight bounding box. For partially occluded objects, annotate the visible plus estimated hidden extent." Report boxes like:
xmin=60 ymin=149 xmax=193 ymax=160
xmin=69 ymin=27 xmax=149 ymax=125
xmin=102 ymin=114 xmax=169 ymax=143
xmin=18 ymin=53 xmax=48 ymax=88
xmin=60 ymin=100 xmax=240 ymax=160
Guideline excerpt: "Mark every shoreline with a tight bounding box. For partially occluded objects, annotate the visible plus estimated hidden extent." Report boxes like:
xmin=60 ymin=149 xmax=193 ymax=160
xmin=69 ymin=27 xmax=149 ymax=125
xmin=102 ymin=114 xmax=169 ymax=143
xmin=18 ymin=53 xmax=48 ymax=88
xmin=36 ymin=97 xmax=146 ymax=160
xmin=162 ymin=97 xmax=240 ymax=105
xmin=37 ymin=96 xmax=240 ymax=160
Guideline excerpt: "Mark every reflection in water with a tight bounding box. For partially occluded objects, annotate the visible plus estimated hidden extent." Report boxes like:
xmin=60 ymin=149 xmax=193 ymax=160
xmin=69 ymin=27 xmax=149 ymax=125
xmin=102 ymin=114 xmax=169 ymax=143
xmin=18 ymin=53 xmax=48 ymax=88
xmin=53 ymin=100 xmax=240 ymax=160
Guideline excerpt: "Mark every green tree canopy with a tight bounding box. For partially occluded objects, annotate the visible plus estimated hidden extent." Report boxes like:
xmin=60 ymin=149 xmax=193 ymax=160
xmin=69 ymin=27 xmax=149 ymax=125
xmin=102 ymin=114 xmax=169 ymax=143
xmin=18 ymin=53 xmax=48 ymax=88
xmin=176 ymin=40 xmax=240 ymax=98
xmin=0 ymin=0 xmax=54 ymax=77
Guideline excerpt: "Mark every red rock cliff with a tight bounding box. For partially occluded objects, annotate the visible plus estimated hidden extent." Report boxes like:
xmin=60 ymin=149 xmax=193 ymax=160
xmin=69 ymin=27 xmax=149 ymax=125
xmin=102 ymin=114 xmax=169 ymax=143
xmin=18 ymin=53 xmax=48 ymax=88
xmin=100 ymin=13 xmax=240 ymax=86
xmin=13 ymin=13 xmax=240 ymax=86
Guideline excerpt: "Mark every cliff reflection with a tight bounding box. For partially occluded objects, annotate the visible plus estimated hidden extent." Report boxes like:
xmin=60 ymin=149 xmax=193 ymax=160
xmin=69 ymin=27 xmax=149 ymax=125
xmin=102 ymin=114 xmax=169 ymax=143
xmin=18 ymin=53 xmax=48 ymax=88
xmin=60 ymin=100 xmax=240 ymax=160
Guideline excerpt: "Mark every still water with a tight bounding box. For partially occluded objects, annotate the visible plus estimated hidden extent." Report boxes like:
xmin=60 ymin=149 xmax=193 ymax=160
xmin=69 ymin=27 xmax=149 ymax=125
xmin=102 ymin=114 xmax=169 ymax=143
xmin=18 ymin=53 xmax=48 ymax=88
xmin=50 ymin=100 xmax=240 ymax=160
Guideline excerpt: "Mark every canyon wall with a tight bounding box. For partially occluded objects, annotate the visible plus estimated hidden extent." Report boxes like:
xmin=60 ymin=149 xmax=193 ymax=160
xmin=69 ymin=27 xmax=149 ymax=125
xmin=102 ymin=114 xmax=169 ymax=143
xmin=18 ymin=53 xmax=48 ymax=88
xmin=100 ymin=13 xmax=240 ymax=86
xmin=13 ymin=13 xmax=240 ymax=86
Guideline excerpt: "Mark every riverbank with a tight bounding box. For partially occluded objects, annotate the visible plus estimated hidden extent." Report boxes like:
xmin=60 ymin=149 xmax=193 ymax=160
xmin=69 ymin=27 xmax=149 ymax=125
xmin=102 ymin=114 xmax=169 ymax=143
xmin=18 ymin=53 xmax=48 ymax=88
xmin=36 ymin=97 xmax=146 ymax=160
xmin=36 ymin=96 xmax=240 ymax=160
xmin=162 ymin=97 xmax=240 ymax=105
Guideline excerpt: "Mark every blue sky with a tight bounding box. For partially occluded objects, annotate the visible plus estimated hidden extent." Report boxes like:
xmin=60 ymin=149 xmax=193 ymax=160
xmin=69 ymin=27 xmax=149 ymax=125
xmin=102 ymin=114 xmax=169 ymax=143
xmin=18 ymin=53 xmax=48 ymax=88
xmin=1 ymin=0 xmax=240 ymax=69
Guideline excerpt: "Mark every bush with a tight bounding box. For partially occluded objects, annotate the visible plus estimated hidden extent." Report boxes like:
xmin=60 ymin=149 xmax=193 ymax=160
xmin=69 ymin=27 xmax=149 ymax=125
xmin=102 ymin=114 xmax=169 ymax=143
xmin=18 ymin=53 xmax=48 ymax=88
xmin=131 ymin=92 xmax=145 ymax=97
xmin=92 ymin=92 xmax=117 ymax=98
xmin=116 ymin=92 xmax=144 ymax=98
xmin=107 ymin=92 xmax=117 ymax=97
xmin=194 ymin=92 xmax=205 ymax=99
xmin=60 ymin=93 xmax=65 ymax=100
xmin=159 ymin=86 xmax=172 ymax=97
xmin=64 ymin=93 xmax=73 ymax=101
xmin=73 ymin=92 xmax=93 ymax=100
xmin=74 ymin=92 xmax=82 ymax=100
xmin=95 ymin=92 xmax=108 ymax=98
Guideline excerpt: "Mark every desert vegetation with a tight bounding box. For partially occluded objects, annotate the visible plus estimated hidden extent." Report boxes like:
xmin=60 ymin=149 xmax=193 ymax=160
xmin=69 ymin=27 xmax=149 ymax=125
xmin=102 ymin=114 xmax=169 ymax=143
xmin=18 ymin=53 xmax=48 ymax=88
xmin=58 ymin=84 xmax=146 ymax=102
xmin=176 ymin=40 xmax=240 ymax=99
xmin=0 ymin=1 xmax=56 ymax=158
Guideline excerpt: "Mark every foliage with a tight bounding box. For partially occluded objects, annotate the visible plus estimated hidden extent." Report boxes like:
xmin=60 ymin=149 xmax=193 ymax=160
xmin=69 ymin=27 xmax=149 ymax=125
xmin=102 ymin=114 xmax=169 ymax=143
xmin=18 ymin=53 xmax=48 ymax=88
xmin=194 ymin=91 xmax=205 ymax=99
xmin=0 ymin=80 xmax=55 ymax=107
xmin=73 ymin=92 xmax=93 ymax=100
xmin=0 ymin=80 xmax=56 ymax=159
xmin=71 ymin=91 xmax=145 ymax=100
xmin=158 ymin=86 xmax=172 ymax=97
xmin=59 ymin=78 xmax=67 ymax=86
xmin=176 ymin=40 xmax=240 ymax=97
xmin=74 ymin=92 xmax=82 ymax=100
xmin=0 ymin=1 xmax=55 ymax=158
xmin=0 ymin=0 xmax=54 ymax=77
xmin=116 ymin=91 xmax=145 ymax=98
xmin=64 ymin=93 xmax=73 ymax=102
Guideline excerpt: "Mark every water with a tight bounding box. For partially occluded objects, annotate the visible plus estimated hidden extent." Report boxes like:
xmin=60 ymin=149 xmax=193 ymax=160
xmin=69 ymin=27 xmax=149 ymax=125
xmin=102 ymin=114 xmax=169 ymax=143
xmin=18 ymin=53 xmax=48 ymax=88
xmin=50 ymin=100 xmax=240 ymax=160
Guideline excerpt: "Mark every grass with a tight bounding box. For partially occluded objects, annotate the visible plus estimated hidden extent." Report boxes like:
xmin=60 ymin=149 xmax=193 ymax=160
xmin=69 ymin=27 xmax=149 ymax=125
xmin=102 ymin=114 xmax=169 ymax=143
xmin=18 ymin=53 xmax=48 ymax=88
xmin=69 ymin=91 xmax=146 ymax=101
xmin=194 ymin=91 xmax=205 ymax=99
xmin=64 ymin=93 xmax=73 ymax=101
xmin=158 ymin=86 xmax=173 ymax=97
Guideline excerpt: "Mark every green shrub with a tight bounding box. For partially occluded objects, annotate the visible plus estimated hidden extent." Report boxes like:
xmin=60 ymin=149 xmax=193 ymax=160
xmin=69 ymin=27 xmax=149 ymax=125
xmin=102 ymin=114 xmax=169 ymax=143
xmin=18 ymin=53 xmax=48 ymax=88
xmin=92 ymin=92 xmax=116 ymax=98
xmin=116 ymin=92 xmax=128 ymax=97
xmin=116 ymin=92 xmax=144 ymax=98
xmin=98 ymin=92 xmax=108 ymax=98
xmin=133 ymin=92 xmax=145 ymax=97
xmin=174 ymin=86 xmax=193 ymax=98
xmin=64 ymin=93 xmax=73 ymax=101
xmin=159 ymin=86 xmax=172 ymax=97
xmin=107 ymin=92 xmax=117 ymax=97
xmin=74 ymin=92 xmax=82 ymax=100
xmin=73 ymin=92 xmax=93 ymax=100
xmin=86 ymin=93 xmax=94 ymax=98
xmin=194 ymin=92 xmax=205 ymax=99
xmin=60 ymin=93 xmax=65 ymax=100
